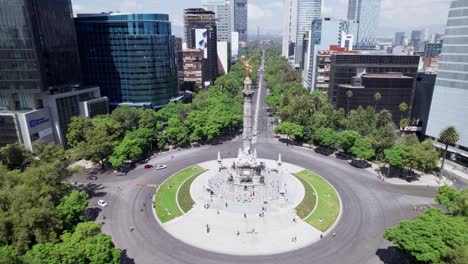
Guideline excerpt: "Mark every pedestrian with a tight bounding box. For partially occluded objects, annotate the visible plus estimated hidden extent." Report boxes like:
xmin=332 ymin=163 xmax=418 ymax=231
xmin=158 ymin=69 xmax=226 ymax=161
xmin=293 ymin=217 xmax=296 ymax=223
xmin=237 ymin=230 xmax=240 ymax=236
xmin=217 ymin=210 xmax=220 ymax=215
xmin=225 ymin=202 xmax=228 ymax=208
xmin=130 ymin=226 xmax=134 ymax=232
xmin=140 ymin=208 xmax=143 ymax=212
xmin=244 ymin=213 xmax=247 ymax=219
xmin=332 ymin=232 xmax=336 ymax=237
xmin=320 ymin=234 xmax=323 ymax=239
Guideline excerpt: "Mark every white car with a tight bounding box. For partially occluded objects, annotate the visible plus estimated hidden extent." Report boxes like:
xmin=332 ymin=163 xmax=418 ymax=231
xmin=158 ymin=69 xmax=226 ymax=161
xmin=98 ymin=200 xmax=108 ymax=208
xmin=155 ymin=164 xmax=167 ymax=170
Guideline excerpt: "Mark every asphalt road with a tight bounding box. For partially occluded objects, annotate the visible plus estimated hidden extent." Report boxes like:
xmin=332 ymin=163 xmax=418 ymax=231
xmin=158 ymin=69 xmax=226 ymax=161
xmin=75 ymin=53 xmax=438 ymax=264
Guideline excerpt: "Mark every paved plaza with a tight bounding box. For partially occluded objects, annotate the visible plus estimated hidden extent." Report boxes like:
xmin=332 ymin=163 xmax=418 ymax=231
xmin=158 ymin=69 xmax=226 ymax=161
xmin=162 ymin=159 xmax=325 ymax=255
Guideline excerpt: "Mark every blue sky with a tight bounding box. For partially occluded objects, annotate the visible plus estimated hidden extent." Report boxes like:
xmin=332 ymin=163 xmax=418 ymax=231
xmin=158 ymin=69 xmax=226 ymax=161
xmin=71 ymin=0 xmax=452 ymax=37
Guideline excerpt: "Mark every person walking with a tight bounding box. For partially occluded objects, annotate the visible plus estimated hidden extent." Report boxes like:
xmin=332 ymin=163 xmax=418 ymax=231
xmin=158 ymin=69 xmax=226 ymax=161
xmin=332 ymin=232 xmax=336 ymax=237
xmin=244 ymin=213 xmax=247 ymax=219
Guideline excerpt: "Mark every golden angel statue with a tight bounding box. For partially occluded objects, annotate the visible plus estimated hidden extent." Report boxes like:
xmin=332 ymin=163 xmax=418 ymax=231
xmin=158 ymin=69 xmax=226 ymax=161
xmin=238 ymin=55 xmax=255 ymax=78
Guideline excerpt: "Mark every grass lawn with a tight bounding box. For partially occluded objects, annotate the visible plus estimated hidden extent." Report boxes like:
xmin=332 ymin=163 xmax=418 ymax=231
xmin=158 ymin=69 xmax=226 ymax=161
xmin=154 ymin=165 xmax=207 ymax=223
xmin=294 ymin=170 xmax=340 ymax=232
xmin=294 ymin=176 xmax=317 ymax=219
xmin=178 ymin=173 xmax=201 ymax=213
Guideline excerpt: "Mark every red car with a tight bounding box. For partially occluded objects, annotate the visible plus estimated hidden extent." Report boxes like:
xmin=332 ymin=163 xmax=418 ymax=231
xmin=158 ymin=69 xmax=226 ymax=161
xmin=144 ymin=164 xmax=153 ymax=169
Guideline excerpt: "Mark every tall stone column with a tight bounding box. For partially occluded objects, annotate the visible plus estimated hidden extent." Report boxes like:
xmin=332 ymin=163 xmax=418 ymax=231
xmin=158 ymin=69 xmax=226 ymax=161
xmin=242 ymin=77 xmax=254 ymax=153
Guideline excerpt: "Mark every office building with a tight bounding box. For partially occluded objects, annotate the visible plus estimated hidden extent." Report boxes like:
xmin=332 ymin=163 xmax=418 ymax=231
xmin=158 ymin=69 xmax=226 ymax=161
xmin=233 ymin=0 xmax=248 ymax=42
xmin=178 ymin=49 xmax=204 ymax=91
xmin=0 ymin=0 xmax=89 ymax=150
xmin=282 ymin=0 xmax=298 ymax=58
xmin=410 ymin=30 xmax=423 ymax=49
xmin=411 ymin=73 xmax=436 ymax=135
xmin=47 ymin=86 xmax=108 ymax=146
xmin=315 ymin=46 xmax=358 ymax=93
xmin=426 ymin=0 xmax=468 ymax=165
xmin=424 ymin=42 xmax=443 ymax=58
xmin=336 ymin=73 xmax=414 ymax=124
xmin=295 ymin=0 xmax=322 ymax=66
xmin=75 ymin=13 xmax=178 ymax=109
xmin=202 ymin=0 xmax=232 ymax=42
xmin=300 ymin=18 xmax=353 ymax=91
xmin=328 ymin=54 xmax=420 ymax=107
xmin=394 ymin=32 xmax=405 ymax=46
xmin=184 ymin=8 xmax=219 ymax=86
xmin=0 ymin=0 xmax=80 ymax=111
xmin=232 ymin=32 xmax=240 ymax=59
xmin=347 ymin=0 xmax=382 ymax=49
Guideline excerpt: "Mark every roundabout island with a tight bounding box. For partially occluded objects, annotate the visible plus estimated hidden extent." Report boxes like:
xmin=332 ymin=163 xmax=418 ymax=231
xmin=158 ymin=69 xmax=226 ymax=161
xmin=95 ymin=55 xmax=439 ymax=264
xmin=153 ymin=75 xmax=341 ymax=255
xmin=154 ymin=157 xmax=341 ymax=255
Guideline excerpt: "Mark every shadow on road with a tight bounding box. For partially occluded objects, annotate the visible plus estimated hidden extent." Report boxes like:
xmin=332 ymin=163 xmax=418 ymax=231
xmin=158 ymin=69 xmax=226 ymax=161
xmin=84 ymin=207 xmax=101 ymax=221
xmin=120 ymin=249 xmax=135 ymax=264
xmin=79 ymin=183 xmax=107 ymax=198
xmin=376 ymin=246 xmax=414 ymax=264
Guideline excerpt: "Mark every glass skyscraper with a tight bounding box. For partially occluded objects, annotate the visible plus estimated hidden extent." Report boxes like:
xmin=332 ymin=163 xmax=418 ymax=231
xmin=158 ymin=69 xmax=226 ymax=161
xmin=75 ymin=13 xmax=178 ymax=109
xmin=427 ymin=0 xmax=468 ymax=154
xmin=0 ymin=0 xmax=80 ymax=110
xmin=347 ymin=0 xmax=381 ymax=49
xmin=233 ymin=0 xmax=248 ymax=42
xmin=295 ymin=0 xmax=322 ymax=65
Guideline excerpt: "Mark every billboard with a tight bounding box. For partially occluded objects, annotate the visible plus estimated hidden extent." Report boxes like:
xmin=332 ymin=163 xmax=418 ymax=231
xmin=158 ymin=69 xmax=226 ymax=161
xmin=195 ymin=28 xmax=208 ymax=59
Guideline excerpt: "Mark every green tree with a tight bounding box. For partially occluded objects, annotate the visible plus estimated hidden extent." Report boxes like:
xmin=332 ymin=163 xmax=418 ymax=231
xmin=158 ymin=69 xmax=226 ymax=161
xmin=274 ymin=122 xmax=304 ymax=141
xmin=337 ymin=130 xmax=361 ymax=153
xmin=0 ymin=246 xmax=23 ymax=264
xmin=79 ymin=116 xmax=122 ymax=168
xmin=57 ymin=191 xmax=89 ymax=231
xmin=439 ymin=126 xmax=460 ymax=173
xmin=32 ymin=141 xmax=66 ymax=164
xmin=376 ymin=109 xmax=392 ymax=127
xmin=351 ymin=137 xmax=375 ymax=160
xmin=384 ymin=145 xmax=408 ymax=173
xmin=166 ymin=117 xmax=189 ymax=146
xmin=436 ymin=186 xmax=468 ymax=217
xmin=0 ymin=144 xmax=33 ymax=170
xmin=373 ymin=92 xmax=382 ymax=111
xmin=346 ymin=90 xmax=353 ymax=115
xmin=24 ymin=222 xmax=121 ymax=264
xmin=66 ymin=116 xmax=93 ymax=148
xmin=384 ymin=209 xmax=468 ymax=263
xmin=313 ymin=127 xmax=337 ymax=148
xmin=111 ymin=105 xmax=139 ymax=132
xmin=347 ymin=106 xmax=377 ymax=136
xmin=443 ymin=245 xmax=468 ymax=264
xmin=398 ymin=102 xmax=408 ymax=121
xmin=138 ymin=109 xmax=157 ymax=130
xmin=109 ymin=128 xmax=155 ymax=167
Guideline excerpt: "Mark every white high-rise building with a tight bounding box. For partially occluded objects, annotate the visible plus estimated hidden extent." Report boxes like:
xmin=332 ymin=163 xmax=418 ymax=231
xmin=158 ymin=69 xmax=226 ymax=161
xmin=300 ymin=18 xmax=353 ymax=91
xmin=282 ymin=0 xmax=321 ymax=65
xmin=201 ymin=0 xmax=232 ymax=42
xmin=347 ymin=0 xmax=381 ymax=49
xmin=426 ymin=0 xmax=468 ymax=159
xmin=282 ymin=0 xmax=298 ymax=58
xmin=295 ymin=0 xmax=322 ymax=65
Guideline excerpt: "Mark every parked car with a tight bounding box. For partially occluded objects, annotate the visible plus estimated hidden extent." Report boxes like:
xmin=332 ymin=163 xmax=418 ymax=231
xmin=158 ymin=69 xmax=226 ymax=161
xmin=155 ymin=165 xmax=167 ymax=170
xmin=350 ymin=159 xmax=371 ymax=169
xmin=144 ymin=164 xmax=153 ymax=169
xmin=315 ymin=146 xmax=335 ymax=156
xmin=98 ymin=200 xmax=108 ymax=207
xmin=86 ymin=175 xmax=98 ymax=180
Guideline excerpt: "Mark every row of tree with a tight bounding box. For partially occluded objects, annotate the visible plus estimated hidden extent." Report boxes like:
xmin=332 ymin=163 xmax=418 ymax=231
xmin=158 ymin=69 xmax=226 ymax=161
xmin=66 ymin=53 xmax=259 ymax=169
xmin=265 ymin=50 xmax=441 ymax=173
xmin=384 ymin=186 xmax=467 ymax=263
xmin=0 ymin=143 xmax=121 ymax=263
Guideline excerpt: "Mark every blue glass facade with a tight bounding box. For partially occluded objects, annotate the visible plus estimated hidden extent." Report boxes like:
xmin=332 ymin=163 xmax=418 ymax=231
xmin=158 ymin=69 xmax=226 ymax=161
xmin=75 ymin=14 xmax=178 ymax=108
